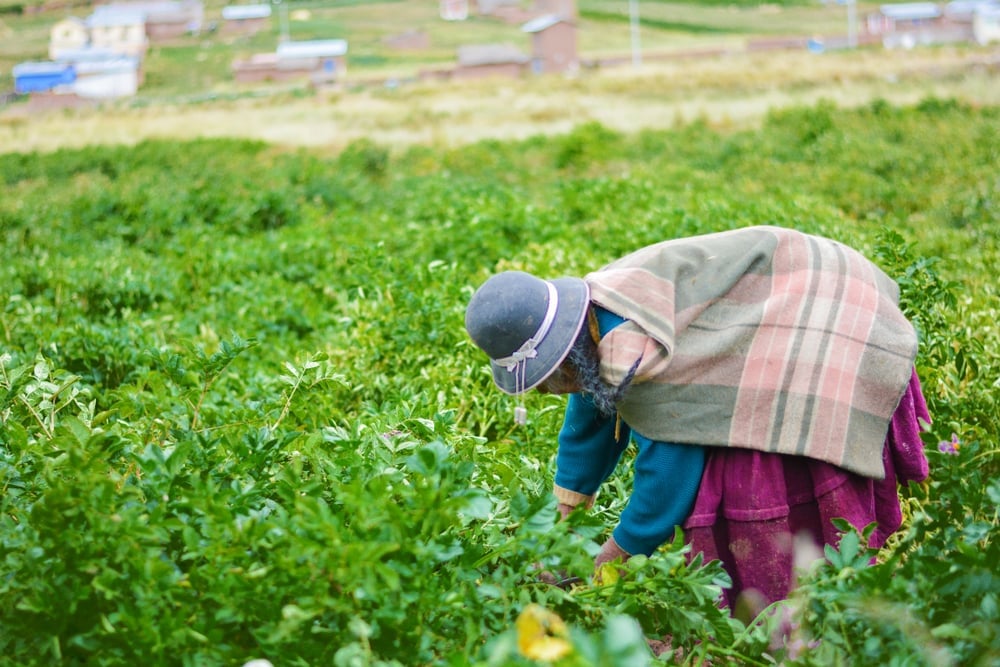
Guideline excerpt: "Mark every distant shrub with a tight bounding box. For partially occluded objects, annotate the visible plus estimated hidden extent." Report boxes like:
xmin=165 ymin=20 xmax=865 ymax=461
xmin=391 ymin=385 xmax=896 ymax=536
xmin=915 ymin=96 xmax=968 ymax=115
xmin=338 ymin=138 xmax=390 ymax=180
xmin=554 ymin=121 xmax=622 ymax=170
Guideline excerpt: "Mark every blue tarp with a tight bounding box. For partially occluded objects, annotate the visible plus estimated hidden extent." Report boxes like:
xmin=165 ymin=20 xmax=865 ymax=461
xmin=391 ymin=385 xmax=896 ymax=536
xmin=12 ymin=62 xmax=76 ymax=94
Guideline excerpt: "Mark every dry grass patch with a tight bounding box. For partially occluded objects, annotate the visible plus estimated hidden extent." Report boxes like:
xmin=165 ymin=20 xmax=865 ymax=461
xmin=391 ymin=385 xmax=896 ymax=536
xmin=2 ymin=47 xmax=998 ymax=155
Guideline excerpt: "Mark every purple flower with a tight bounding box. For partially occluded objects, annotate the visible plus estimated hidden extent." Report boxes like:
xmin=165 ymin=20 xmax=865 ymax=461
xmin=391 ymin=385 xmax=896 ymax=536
xmin=938 ymin=433 xmax=960 ymax=455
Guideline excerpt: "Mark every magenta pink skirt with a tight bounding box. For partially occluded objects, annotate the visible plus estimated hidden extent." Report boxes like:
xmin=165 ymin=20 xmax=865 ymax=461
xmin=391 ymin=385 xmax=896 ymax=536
xmin=683 ymin=369 xmax=930 ymax=611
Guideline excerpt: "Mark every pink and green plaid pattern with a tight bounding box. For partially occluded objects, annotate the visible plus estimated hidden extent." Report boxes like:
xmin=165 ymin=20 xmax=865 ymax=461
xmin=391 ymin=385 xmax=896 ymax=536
xmin=585 ymin=226 xmax=918 ymax=479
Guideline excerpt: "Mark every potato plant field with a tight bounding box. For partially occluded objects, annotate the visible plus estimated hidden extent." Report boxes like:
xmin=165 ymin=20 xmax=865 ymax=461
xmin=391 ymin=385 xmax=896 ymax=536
xmin=1 ymin=98 xmax=998 ymax=666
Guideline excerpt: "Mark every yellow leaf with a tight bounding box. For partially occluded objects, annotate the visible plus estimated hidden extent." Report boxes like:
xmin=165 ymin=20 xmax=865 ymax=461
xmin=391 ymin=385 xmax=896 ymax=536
xmin=516 ymin=604 xmax=572 ymax=662
xmin=593 ymin=562 xmax=620 ymax=586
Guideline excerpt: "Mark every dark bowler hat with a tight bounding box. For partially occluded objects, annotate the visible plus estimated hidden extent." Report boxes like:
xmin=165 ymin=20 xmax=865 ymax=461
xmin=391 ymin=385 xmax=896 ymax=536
xmin=465 ymin=270 xmax=590 ymax=394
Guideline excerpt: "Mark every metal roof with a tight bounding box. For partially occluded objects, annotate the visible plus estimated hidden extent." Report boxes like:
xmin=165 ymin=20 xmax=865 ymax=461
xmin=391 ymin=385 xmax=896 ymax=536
xmin=275 ymin=39 xmax=348 ymax=59
xmin=92 ymin=1 xmax=202 ymax=25
xmin=86 ymin=10 xmax=147 ymax=27
xmin=879 ymin=2 xmax=943 ymax=19
xmin=946 ymin=0 xmax=1000 ymax=15
xmin=522 ymin=14 xmax=565 ymax=33
xmin=222 ymin=4 xmax=271 ymax=20
xmin=947 ymin=0 xmax=991 ymax=10
xmin=13 ymin=61 xmax=74 ymax=76
xmin=94 ymin=1 xmax=194 ymax=15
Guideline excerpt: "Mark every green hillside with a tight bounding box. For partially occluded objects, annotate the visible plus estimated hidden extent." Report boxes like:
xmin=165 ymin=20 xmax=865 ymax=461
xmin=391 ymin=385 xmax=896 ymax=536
xmin=2 ymin=0 xmax=868 ymax=98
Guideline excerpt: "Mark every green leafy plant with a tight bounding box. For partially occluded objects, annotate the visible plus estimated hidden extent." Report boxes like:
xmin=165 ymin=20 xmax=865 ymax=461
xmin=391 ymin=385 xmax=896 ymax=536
xmin=1 ymin=100 xmax=998 ymax=665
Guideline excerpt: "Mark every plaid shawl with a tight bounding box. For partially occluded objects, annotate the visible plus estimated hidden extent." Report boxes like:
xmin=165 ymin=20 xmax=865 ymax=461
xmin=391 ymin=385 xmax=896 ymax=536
xmin=585 ymin=226 xmax=918 ymax=479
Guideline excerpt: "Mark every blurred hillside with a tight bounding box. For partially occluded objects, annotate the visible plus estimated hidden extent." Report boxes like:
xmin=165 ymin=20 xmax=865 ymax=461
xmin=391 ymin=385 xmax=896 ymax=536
xmin=1 ymin=0 xmax=879 ymax=98
xmin=1 ymin=0 xmax=997 ymax=155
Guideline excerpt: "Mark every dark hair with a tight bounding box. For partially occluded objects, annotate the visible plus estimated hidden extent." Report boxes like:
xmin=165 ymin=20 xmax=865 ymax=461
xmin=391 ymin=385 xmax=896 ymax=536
xmin=565 ymin=326 xmax=641 ymax=417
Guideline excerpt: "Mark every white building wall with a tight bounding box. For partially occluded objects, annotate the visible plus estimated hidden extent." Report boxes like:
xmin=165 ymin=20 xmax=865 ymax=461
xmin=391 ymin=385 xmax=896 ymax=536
xmin=974 ymin=8 xmax=1000 ymax=42
xmin=73 ymin=61 xmax=140 ymax=98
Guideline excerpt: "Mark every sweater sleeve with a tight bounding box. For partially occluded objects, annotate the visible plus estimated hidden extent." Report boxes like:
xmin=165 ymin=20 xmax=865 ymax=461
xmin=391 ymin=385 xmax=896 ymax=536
xmin=553 ymin=305 xmax=706 ymax=556
xmin=553 ymin=393 xmax=631 ymax=507
xmin=611 ymin=434 xmax=706 ymax=557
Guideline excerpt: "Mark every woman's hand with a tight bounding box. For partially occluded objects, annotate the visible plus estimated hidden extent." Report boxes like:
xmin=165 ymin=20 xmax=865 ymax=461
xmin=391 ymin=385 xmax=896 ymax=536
xmin=594 ymin=535 xmax=630 ymax=569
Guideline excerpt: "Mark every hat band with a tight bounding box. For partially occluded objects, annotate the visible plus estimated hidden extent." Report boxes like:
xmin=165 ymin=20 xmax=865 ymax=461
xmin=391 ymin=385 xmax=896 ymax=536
xmin=492 ymin=281 xmax=559 ymax=373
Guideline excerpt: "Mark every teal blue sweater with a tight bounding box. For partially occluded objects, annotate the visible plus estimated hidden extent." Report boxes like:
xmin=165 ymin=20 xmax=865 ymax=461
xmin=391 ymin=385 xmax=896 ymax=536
xmin=554 ymin=308 xmax=706 ymax=557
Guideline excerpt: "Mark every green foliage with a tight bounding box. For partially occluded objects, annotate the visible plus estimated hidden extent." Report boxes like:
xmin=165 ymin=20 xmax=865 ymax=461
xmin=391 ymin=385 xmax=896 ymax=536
xmin=1 ymin=99 xmax=998 ymax=665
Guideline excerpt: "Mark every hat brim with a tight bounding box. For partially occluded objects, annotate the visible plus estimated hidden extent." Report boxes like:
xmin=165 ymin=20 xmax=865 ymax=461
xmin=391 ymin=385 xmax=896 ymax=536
xmin=489 ymin=277 xmax=590 ymax=395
